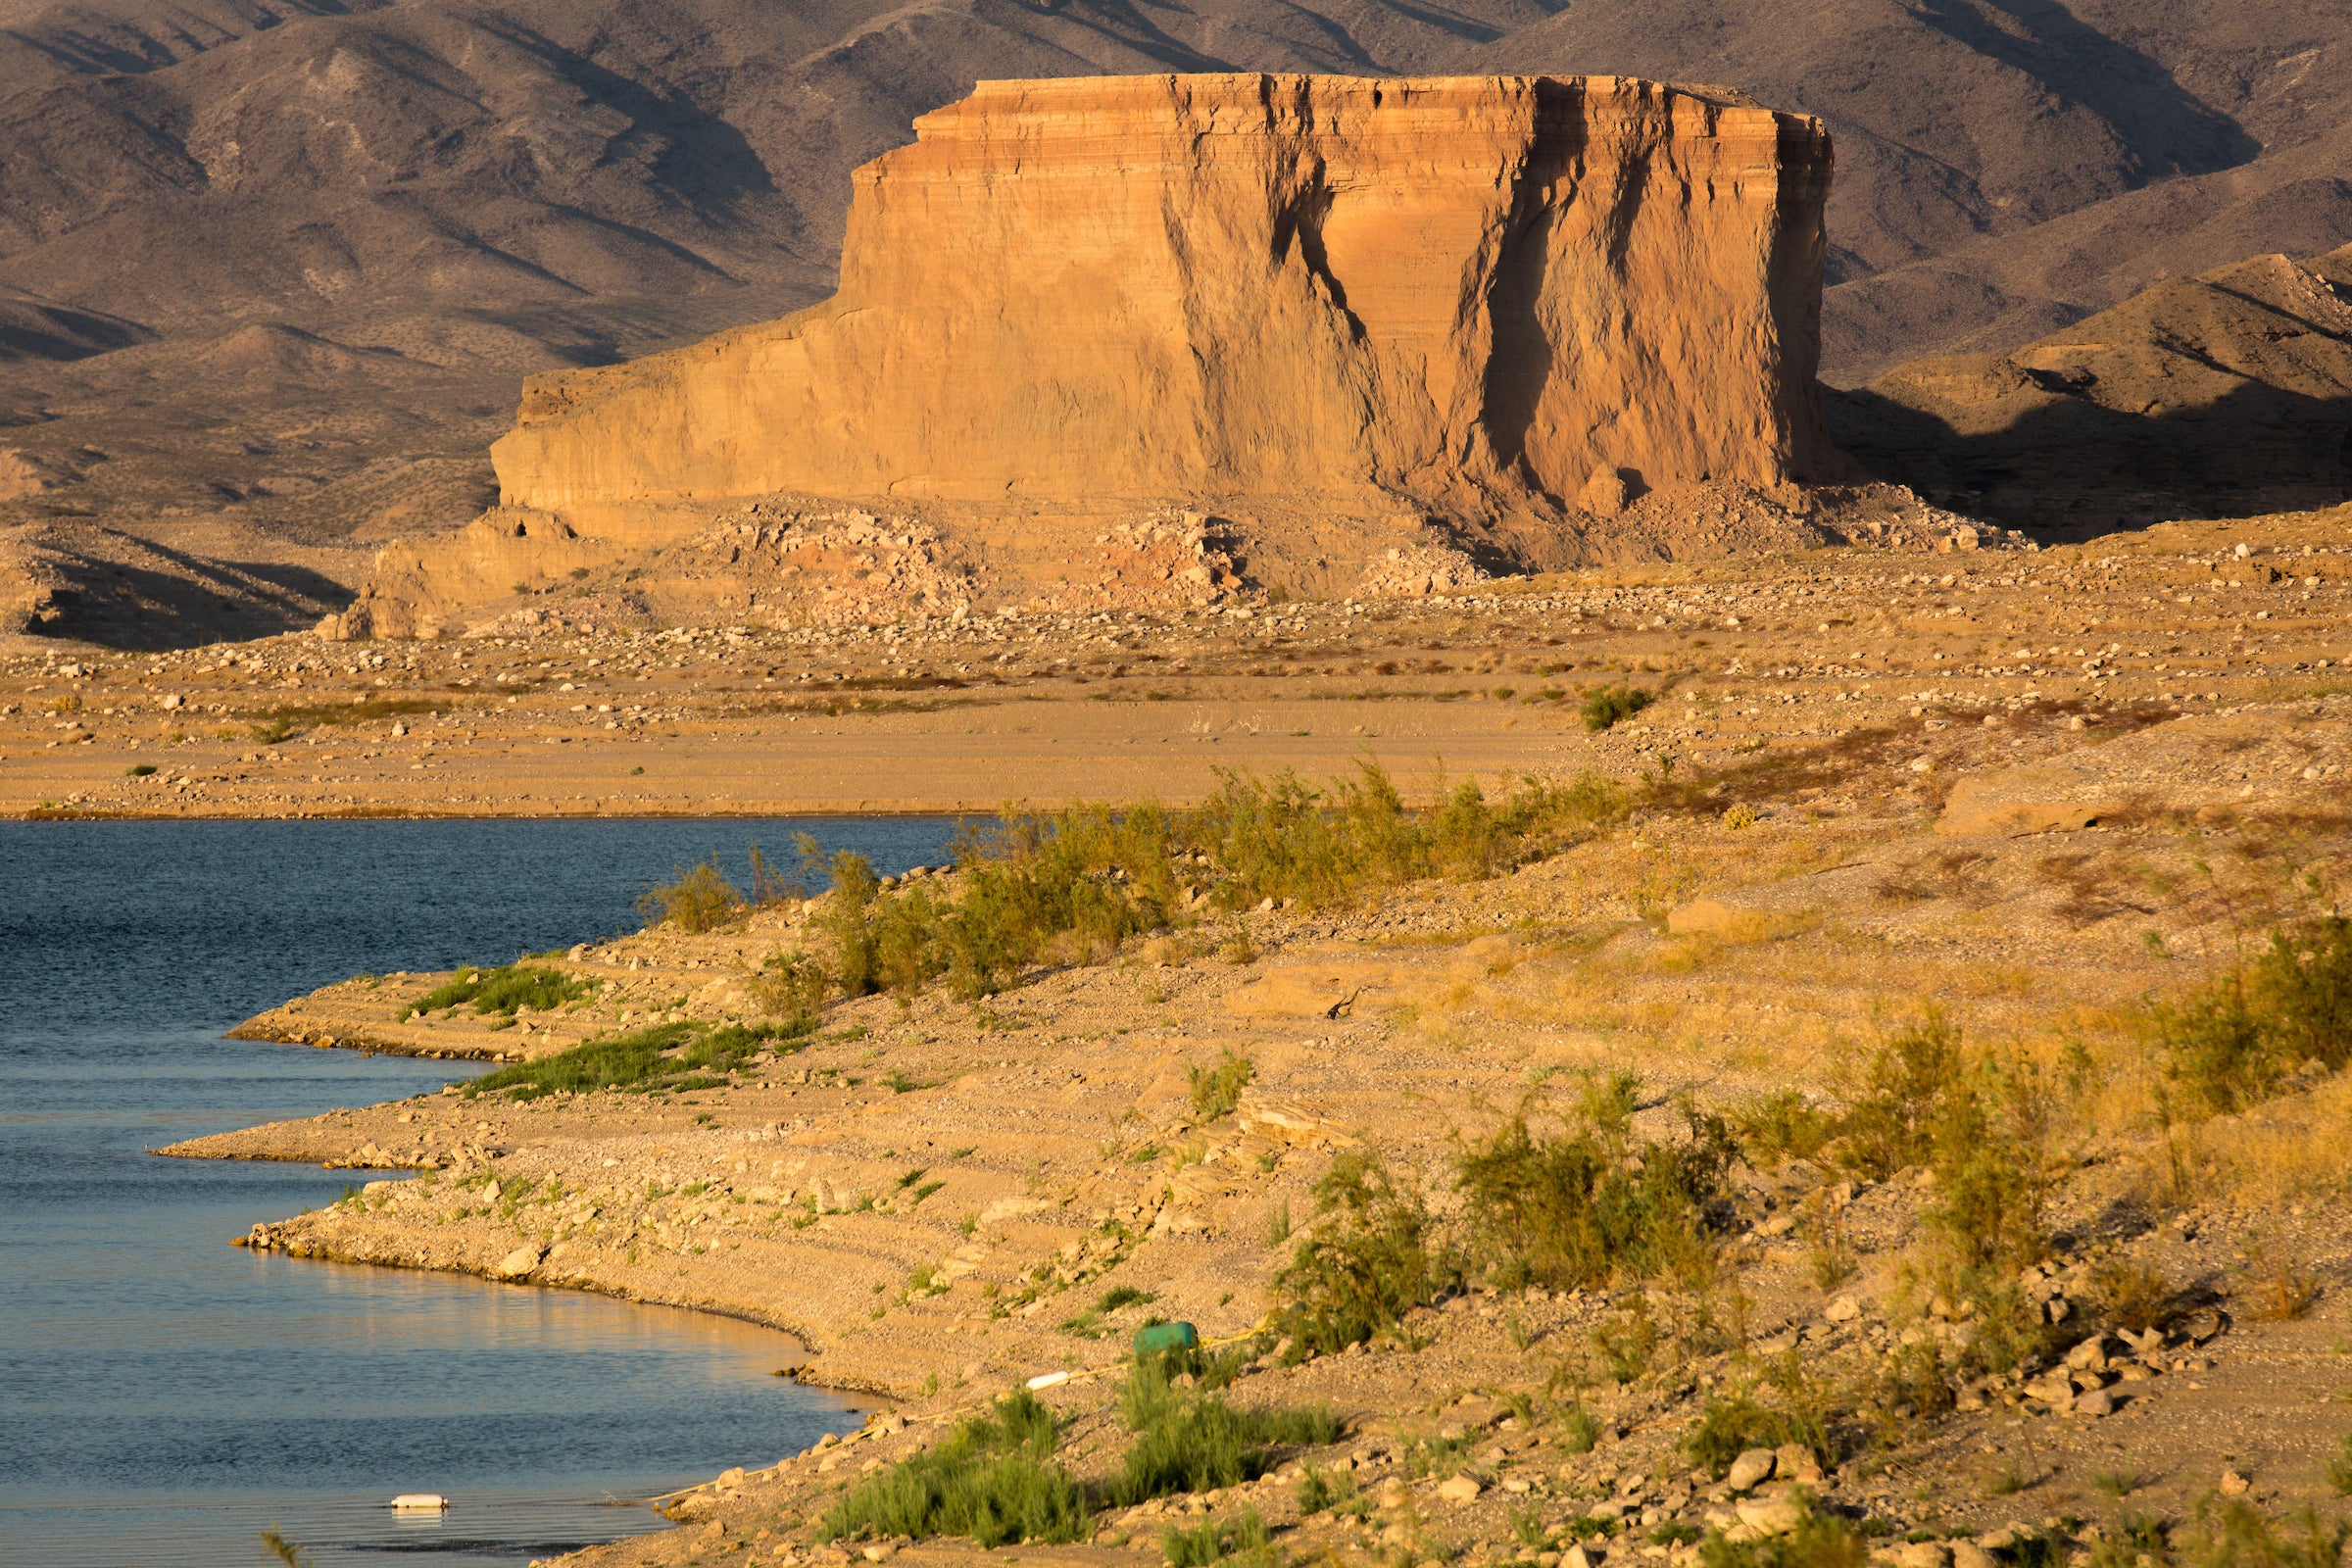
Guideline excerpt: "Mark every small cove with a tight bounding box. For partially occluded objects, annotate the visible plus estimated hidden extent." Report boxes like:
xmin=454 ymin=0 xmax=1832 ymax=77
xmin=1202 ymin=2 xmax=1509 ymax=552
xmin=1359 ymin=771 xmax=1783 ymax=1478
xmin=0 ymin=817 xmax=959 ymax=1568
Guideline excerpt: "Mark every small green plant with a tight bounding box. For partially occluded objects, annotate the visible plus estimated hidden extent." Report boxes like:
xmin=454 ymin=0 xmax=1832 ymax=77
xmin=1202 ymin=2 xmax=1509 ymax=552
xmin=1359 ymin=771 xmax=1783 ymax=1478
xmin=2153 ymin=916 xmax=2352 ymax=1116
xmin=1099 ymin=1285 xmax=1156 ymax=1312
xmin=1730 ymin=1089 xmax=1833 ymax=1169
xmin=125 ymin=763 xmax=156 ymax=776
xmin=1271 ymin=1149 xmax=1446 ymax=1355
xmin=2327 ymin=1434 xmax=2352 ymax=1495
xmin=1161 ymin=1507 xmax=1276 ymax=1568
xmin=2092 ymin=1468 xmax=2138 ymax=1499
xmin=260 ymin=1526 xmax=311 ymax=1568
xmin=821 ymin=1389 xmax=1085 ymax=1546
xmin=1559 ymin=1402 xmax=1602 ymax=1452
xmin=752 ymin=950 xmax=829 ymax=1031
xmin=1984 ymin=1454 xmax=2032 ymax=1496
xmin=1453 ymin=1092 xmax=1734 ymax=1294
xmin=1109 ymin=1356 xmax=1341 ymax=1505
xmin=402 ymin=962 xmax=587 ymax=1020
xmin=463 ymin=1019 xmax=786 ymax=1099
xmin=2091 ymin=1257 xmax=2176 ymax=1333
xmin=1581 ymin=684 xmax=1655 ymax=732
xmin=1264 ymin=1196 xmax=1292 ymax=1247
xmin=1190 ymin=1049 xmax=1255 ymax=1121
xmin=2179 ymin=1500 xmax=2346 ymax=1568
xmin=1697 ymin=1502 xmax=1861 ymax=1568
xmin=637 ymin=855 xmax=746 ymax=933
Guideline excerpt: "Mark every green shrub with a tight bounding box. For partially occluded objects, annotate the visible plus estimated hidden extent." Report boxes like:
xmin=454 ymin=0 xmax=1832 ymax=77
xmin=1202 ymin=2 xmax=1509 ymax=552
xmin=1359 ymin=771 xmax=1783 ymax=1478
xmin=2155 ymin=975 xmax=2278 ymax=1115
xmin=1161 ymin=1507 xmax=1276 ymax=1568
xmin=1191 ymin=1050 xmax=1255 ymax=1122
xmin=1581 ymin=684 xmax=1655 ymax=732
xmin=636 ymin=857 xmax=745 ymax=933
xmin=1698 ymin=1504 xmax=1862 ymax=1568
xmin=1271 ymin=1151 xmax=1446 ymax=1354
xmin=822 ymin=1390 xmax=1086 ymax=1546
xmin=2255 ymin=917 xmax=2352 ymax=1069
xmin=463 ymin=1020 xmax=786 ymax=1100
xmin=403 ymin=963 xmax=586 ymax=1020
xmin=2157 ymin=917 xmax=2352 ymax=1116
xmin=2182 ymin=1500 xmax=2348 ymax=1568
xmin=125 ymin=763 xmax=156 ymax=777
xmin=1834 ymin=1013 xmax=1967 ymax=1180
xmin=751 ymin=950 xmax=828 ymax=1030
xmin=2327 ymin=1434 xmax=2352 ymax=1496
xmin=1453 ymin=1096 xmax=1734 ymax=1293
xmin=1108 ymin=1358 xmax=1340 ymax=1505
xmin=1729 ymin=1089 xmax=1834 ymax=1168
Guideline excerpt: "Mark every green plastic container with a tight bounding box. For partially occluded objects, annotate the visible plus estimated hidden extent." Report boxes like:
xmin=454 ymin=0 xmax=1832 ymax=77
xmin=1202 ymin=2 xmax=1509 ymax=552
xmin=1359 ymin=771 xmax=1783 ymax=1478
xmin=1133 ymin=1321 xmax=1200 ymax=1357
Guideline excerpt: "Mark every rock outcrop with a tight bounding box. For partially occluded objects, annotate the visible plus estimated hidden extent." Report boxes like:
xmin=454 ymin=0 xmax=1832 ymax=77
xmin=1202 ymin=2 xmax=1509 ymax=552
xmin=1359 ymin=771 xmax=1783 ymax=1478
xmin=495 ymin=73 xmax=1835 ymax=536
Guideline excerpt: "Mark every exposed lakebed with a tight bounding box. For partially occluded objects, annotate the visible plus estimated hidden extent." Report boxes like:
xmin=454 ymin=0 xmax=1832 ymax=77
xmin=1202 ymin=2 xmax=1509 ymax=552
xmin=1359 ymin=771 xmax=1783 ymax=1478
xmin=0 ymin=817 xmax=956 ymax=1568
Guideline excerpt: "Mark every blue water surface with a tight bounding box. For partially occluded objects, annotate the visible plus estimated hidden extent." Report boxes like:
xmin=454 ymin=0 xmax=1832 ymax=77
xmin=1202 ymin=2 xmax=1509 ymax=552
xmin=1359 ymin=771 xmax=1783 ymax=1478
xmin=0 ymin=818 xmax=958 ymax=1568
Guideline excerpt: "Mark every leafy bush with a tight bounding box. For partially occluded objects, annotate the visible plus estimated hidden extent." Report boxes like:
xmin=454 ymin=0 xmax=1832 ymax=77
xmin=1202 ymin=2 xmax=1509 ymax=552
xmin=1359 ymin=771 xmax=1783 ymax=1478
xmin=2158 ymin=917 xmax=2352 ymax=1114
xmin=1162 ymin=1507 xmax=1276 ymax=1568
xmin=636 ymin=857 xmax=746 ymax=933
xmin=1729 ymin=1089 xmax=1834 ymax=1169
xmin=822 ymin=1390 xmax=1086 ymax=1547
xmin=1581 ymin=684 xmax=1656 ymax=732
xmin=1698 ymin=1504 xmax=1862 ymax=1568
xmin=751 ymin=951 xmax=829 ymax=1031
xmin=404 ymin=963 xmax=586 ymax=1020
xmin=1191 ymin=1050 xmax=1255 ymax=1122
xmin=1272 ymin=1151 xmax=1447 ymax=1354
xmin=1108 ymin=1359 xmax=1339 ymax=1506
xmin=1453 ymin=1094 xmax=1735 ymax=1293
xmin=463 ymin=1020 xmax=787 ymax=1100
xmin=1189 ymin=763 xmax=1623 ymax=909
xmin=1835 ymin=1013 xmax=1968 ymax=1181
xmin=2180 ymin=1500 xmax=2348 ymax=1568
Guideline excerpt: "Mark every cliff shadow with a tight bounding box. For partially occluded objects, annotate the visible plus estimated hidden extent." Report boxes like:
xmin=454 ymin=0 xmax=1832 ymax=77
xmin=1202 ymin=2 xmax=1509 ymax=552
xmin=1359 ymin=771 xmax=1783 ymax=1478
xmin=21 ymin=534 xmax=356 ymax=650
xmin=1828 ymin=377 xmax=2352 ymax=540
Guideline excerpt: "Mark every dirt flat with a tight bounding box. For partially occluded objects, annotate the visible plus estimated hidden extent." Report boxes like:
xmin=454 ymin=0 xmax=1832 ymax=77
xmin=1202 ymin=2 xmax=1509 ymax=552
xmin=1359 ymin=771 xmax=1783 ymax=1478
xmin=9 ymin=510 xmax=2349 ymax=820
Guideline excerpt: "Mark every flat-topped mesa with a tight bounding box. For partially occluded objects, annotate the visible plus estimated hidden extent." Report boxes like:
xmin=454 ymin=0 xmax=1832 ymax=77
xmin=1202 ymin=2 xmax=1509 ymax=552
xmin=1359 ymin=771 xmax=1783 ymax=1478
xmin=492 ymin=73 xmax=1836 ymax=539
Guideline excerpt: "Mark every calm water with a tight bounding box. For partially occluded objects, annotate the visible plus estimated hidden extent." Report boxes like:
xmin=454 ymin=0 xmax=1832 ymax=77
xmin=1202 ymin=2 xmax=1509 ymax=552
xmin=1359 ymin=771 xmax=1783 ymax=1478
xmin=0 ymin=819 xmax=960 ymax=1568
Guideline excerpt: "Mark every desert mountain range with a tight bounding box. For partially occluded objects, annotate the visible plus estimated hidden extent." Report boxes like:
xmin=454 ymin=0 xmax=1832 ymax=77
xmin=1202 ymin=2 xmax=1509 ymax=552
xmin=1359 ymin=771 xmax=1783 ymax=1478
xmin=0 ymin=0 xmax=2347 ymax=641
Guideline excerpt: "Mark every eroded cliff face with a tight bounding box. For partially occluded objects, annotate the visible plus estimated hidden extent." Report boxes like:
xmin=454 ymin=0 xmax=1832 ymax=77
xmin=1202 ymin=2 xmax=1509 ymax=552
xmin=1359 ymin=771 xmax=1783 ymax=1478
xmin=492 ymin=74 xmax=1835 ymax=539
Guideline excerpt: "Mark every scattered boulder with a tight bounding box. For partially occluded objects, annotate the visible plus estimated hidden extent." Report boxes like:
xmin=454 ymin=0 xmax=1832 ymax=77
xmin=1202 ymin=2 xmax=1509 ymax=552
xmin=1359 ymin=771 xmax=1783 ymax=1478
xmin=494 ymin=1244 xmax=544 ymax=1280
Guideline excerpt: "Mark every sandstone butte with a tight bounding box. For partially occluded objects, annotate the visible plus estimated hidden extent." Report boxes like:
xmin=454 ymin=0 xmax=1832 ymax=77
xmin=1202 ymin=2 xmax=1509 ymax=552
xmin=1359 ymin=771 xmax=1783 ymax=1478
xmin=493 ymin=73 xmax=1836 ymax=538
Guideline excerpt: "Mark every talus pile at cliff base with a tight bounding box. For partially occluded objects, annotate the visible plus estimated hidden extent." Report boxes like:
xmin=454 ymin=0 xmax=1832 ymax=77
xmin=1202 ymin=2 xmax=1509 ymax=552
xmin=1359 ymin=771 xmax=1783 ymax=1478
xmin=330 ymin=73 xmax=1839 ymax=640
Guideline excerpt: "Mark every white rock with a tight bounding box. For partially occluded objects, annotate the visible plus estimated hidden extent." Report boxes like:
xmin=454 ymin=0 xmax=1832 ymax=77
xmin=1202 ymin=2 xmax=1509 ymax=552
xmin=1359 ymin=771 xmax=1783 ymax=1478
xmin=494 ymin=1245 xmax=543 ymax=1279
xmin=1825 ymin=1295 xmax=1861 ymax=1323
xmin=1950 ymin=1544 xmax=1998 ymax=1568
xmin=1727 ymin=1448 xmax=1778 ymax=1491
xmin=1737 ymin=1497 xmax=1803 ymax=1537
xmin=1437 ymin=1474 xmax=1484 ymax=1502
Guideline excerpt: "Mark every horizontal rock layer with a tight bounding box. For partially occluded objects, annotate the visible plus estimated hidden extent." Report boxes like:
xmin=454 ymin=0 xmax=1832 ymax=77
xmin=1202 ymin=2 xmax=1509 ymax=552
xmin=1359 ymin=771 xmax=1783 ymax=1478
xmin=492 ymin=73 xmax=1836 ymax=541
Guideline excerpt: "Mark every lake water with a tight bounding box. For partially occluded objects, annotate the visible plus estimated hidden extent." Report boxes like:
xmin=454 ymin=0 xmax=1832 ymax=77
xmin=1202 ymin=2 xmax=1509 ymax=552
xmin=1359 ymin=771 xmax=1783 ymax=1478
xmin=0 ymin=819 xmax=961 ymax=1568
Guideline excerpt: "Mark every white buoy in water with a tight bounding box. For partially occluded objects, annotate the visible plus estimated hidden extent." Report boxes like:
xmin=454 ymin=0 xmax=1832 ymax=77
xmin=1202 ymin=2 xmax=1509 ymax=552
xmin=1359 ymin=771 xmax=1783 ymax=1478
xmin=391 ymin=1494 xmax=450 ymax=1511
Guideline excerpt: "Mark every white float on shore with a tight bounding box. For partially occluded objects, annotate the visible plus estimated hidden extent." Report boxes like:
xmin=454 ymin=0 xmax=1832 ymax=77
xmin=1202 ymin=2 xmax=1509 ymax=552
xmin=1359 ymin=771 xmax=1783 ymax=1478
xmin=391 ymin=1494 xmax=450 ymax=1511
